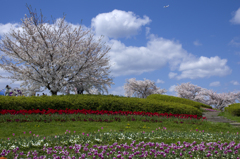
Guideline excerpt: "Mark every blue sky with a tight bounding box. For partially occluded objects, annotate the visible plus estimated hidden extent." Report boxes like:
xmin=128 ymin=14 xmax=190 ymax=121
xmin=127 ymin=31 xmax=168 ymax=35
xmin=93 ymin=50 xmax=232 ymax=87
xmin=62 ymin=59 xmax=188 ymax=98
xmin=0 ymin=0 xmax=240 ymax=105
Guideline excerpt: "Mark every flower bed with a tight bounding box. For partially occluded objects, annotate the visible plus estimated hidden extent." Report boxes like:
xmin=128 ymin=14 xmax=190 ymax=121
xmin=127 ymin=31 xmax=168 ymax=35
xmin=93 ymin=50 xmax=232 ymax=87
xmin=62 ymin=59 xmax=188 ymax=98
xmin=1 ymin=129 xmax=240 ymax=158
xmin=1 ymin=108 xmax=239 ymax=159
xmin=0 ymin=108 xmax=204 ymax=118
xmin=0 ymin=109 xmax=207 ymax=124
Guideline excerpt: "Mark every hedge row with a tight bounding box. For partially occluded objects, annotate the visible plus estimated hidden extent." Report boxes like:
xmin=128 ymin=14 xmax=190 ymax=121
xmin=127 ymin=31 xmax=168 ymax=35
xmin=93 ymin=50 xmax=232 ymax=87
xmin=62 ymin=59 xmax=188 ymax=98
xmin=0 ymin=94 xmax=203 ymax=117
xmin=224 ymin=103 xmax=240 ymax=116
xmin=146 ymin=94 xmax=212 ymax=109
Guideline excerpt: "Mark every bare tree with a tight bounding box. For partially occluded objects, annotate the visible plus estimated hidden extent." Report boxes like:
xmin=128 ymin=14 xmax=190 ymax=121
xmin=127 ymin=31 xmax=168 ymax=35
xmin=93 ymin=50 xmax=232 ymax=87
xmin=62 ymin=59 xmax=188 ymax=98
xmin=0 ymin=4 xmax=114 ymax=96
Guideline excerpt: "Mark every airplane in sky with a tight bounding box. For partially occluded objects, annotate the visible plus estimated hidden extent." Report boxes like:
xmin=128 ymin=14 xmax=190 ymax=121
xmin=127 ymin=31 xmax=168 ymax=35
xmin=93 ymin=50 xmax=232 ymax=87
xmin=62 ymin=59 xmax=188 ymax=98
xmin=163 ymin=5 xmax=169 ymax=8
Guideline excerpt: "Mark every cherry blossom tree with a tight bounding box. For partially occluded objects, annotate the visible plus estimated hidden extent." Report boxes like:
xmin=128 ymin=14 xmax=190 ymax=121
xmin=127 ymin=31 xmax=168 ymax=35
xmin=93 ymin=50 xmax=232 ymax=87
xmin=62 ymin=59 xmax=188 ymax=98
xmin=123 ymin=78 xmax=167 ymax=98
xmin=196 ymin=89 xmax=240 ymax=111
xmin=0 ymin=5 xmax=114 ymax=96
xmin=174 ymin=82 xmax=204 ymax=101
xmin=174 ymin=82 xmax=240 ymax=111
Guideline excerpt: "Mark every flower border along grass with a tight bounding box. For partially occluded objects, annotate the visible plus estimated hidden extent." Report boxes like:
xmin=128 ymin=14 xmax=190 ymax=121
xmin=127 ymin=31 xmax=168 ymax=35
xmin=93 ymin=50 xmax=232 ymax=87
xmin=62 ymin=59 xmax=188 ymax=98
xmin=1 ymin=128 xmax=240 ymax=158
xmin=1 ymin=108 xmax=240 ymax=158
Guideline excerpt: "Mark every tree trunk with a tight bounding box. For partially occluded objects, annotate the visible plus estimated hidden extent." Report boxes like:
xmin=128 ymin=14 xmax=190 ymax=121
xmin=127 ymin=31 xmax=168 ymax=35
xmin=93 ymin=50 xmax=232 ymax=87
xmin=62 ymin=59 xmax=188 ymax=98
xmin=51 ymin=90 xmax=58 ymax=96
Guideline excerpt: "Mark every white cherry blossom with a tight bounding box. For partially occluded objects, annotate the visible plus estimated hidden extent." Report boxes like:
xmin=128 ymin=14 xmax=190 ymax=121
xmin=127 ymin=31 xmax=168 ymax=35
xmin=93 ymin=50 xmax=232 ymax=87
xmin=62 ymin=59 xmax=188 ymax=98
xmin=123 ymin=78 xmax=167 ymax=98
xmin=0 ymin=6 xmax=114 ymax=96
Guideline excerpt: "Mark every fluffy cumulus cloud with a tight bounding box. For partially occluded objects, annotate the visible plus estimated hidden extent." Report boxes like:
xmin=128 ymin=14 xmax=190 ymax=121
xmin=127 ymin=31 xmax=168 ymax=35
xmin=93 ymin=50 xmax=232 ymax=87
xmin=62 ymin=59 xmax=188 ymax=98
xmin=171 ymin=56 xmax=232 ymax=80
xmin=231 ymin=80 xmax=240 ymax=85
xmin=0 ymin=23 xmax=20 ymax=37
xmin=91 ymin=9 xmax=151 ymax=39
xmin=209 ymin=81 xmax=221 ymax=87
xmin=107 ymin=34 xmax=192 ymax=77
xmin=106 ymin=33 xmax=232 ymax=80
xmin=230 ymin=8 xmax=240 ymax=24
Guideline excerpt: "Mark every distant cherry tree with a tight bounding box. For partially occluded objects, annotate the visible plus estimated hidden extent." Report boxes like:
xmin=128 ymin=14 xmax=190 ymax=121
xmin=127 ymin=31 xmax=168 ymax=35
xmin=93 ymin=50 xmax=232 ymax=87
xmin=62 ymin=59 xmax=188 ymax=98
xmin=174 ymin=82 xmax=240 ymax=111
xmin=123 ymin=78 xmax=167 ymax=98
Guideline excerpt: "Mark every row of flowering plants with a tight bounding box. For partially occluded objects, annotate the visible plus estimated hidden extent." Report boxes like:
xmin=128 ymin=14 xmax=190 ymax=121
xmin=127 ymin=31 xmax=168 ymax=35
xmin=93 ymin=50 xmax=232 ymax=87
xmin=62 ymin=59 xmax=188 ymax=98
xmin=0 ymin=108 xmax=205 ymax=118
xmin=0 ymin=109 xmax=207 ymax=124
xmin=1 ymin=128 xmax=240 ymax=158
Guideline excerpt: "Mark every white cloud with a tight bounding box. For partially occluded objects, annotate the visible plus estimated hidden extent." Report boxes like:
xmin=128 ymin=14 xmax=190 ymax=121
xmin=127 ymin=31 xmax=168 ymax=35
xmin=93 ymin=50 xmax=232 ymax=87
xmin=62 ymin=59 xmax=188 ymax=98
xmin=175 ymin=56 xmax=232 ymax=80
xmin=156 ymin=79 xmax=164 ymax=84
xmin=167 ymin=85 xmax=179 ymax=97
xmin=230 ymin=8 xmax=240 ymax=24
xmin=209 ymin=81 xmax=221 ymax=87
xmin=168 ymin=72 xmax=178 ymax=79
xmin=0 ymin=23 xmax=20 ymax=37
xmin=91 ymin=9 xmax=151 ymax=39
xmin=231 ymin=80 xmax=240 ymax=85
xmin=106 ymin=33 xmax=232 ymax=80
xmin=145 ymin=27 xmax=151 ymax=36
xmin=168 ymin=85 xmax=176 ymax=92
xmin=229 ymin=37 xmax=240 ymax=47
xmin=193 ymin=40 xmax=202 ymax=46
xmin=108 ymin=34 xmax=195 ymax=77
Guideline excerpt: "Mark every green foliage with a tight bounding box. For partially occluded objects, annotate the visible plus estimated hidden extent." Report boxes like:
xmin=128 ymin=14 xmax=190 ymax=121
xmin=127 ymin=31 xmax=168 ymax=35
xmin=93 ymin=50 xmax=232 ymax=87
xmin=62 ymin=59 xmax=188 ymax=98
xmin=0 ymin=94 xmax=203 ymax=117
xmin=224 ymin=103 xmax=240 ymax=116
xmin=146 ymin=94 xmax=212 ymax=109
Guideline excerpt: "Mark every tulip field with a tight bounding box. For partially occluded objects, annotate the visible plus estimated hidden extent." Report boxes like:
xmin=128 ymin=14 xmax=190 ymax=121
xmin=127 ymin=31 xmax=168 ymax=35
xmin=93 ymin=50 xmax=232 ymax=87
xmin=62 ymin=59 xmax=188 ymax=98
xmin=1 ymin=101 xmax=240 ymax=158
